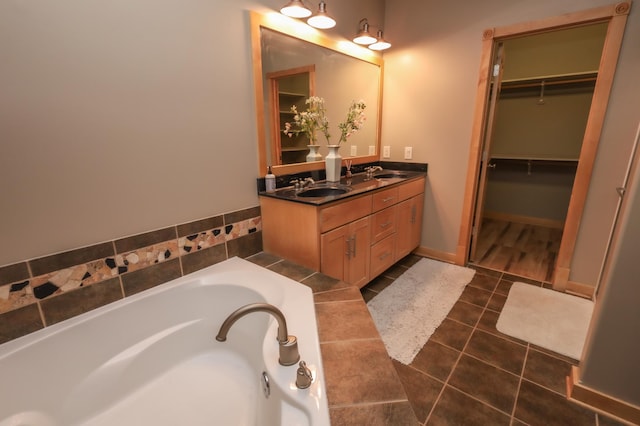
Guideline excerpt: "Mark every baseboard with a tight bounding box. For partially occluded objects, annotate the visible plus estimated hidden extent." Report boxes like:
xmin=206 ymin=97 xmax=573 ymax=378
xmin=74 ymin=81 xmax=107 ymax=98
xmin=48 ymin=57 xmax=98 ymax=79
xmin=484 ymin=210 xmax=564 ymax=229
xmin=414 ymin=246 xmax=458 ymax=264
xmin=567 ymin=366 xmax=640 ymax=425
xmin=565 ymin=280 xmax=595 ymax=299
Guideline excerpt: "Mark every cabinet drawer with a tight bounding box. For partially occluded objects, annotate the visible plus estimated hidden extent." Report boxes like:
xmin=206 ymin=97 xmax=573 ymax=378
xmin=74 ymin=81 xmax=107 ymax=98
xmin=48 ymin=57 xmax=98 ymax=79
xmin=320 ymin=195 xmax=372 ymax=233
xmin=370 ymin=206 xmax=396 ymax=243
xmin=372 ymin=187 xmax=399 ymax=212
xmin=370 ymin=234 xmax=395 ymax=278
xmin=398 ymin=177 xmax=426 ymax=201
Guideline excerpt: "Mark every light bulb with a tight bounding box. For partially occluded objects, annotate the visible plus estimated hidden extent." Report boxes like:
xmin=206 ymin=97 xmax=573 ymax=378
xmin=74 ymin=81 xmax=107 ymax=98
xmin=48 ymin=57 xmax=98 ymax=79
xmin=280 ymin=0 xmax=312 ymax=18
xmin=307 ymin=2 xmax=336 ymax=29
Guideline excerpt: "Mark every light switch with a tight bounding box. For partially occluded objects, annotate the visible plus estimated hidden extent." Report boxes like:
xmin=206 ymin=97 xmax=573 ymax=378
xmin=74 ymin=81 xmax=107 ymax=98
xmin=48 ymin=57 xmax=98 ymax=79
xmin=350 ymin=145 xmax=357 ymax=156
xmin=383 ymin=146 xmax=391 ymax=158
xmin=368 ymin=145 xmax=376 ymax=155
xmin=404 ymin=146 xmax=413 ymax=160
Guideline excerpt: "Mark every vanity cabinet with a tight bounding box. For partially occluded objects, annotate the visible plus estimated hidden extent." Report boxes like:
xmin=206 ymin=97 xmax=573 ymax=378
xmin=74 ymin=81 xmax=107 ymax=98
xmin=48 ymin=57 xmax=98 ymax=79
xmin=260 ymin=176 xmax=426 ymax=288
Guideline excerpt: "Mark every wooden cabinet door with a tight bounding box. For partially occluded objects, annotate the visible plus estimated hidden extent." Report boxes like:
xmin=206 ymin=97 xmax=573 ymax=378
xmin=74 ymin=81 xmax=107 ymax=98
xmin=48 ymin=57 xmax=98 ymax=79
xmin=321 ymin=224 xmax=349 ymax=282
xmin=347 ymin=216 xmax=371 ymax=287
xmin=320 ymin=216 xmax=370 ymax=286
xmin=396 ymin=194 xmax=424 ymax=260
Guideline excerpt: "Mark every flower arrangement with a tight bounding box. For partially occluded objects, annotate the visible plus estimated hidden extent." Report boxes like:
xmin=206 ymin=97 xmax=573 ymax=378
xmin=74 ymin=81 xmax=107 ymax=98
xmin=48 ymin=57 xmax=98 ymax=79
xmin=283 ymin=96 xmax=330 ymax=144
xmin=284 ymin=97 xmax=366 ymax=146
xmin=338 ymin=100 xmax=366 ymax=144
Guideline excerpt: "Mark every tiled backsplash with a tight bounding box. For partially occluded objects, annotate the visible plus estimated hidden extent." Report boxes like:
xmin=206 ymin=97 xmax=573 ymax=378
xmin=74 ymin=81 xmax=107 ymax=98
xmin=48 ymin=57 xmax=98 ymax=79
xmin=0 ymin=206 xmax=262 ymax=344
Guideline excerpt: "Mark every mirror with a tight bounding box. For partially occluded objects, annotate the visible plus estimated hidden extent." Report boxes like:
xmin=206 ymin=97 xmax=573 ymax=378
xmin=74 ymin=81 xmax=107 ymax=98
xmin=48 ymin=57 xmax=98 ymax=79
xmin=250 ymin=11 xmax=383 ymax=175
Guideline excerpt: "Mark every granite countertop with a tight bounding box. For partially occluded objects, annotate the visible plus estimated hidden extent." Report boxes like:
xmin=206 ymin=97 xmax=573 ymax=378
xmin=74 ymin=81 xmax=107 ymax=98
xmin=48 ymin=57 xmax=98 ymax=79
xmin=256 ymin=161 xmax=428 ymax=206
xmin=259 ymin=169 xmax=427 ymax=206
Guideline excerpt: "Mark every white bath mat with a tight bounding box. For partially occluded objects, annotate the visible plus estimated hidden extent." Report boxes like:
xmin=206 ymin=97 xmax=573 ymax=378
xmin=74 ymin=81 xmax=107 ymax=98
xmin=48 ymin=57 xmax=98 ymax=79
xmin=496 ymin=282 xmax=594 ymax=360
xmin=367 ymin=258 xmax=475 ymax=365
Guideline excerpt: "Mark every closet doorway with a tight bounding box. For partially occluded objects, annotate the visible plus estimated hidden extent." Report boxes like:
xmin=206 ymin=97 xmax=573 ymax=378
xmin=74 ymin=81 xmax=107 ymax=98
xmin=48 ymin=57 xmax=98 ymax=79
xmin=470 ymin=25 xmax=605 ymax=282
xmin=457 ymin=3 xmax=631 ymax=292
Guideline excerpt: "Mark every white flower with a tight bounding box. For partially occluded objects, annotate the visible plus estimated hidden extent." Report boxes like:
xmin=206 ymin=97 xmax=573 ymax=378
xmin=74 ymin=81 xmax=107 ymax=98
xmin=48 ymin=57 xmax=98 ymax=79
xmin=338 ymin=100 xmax=367 ymax=144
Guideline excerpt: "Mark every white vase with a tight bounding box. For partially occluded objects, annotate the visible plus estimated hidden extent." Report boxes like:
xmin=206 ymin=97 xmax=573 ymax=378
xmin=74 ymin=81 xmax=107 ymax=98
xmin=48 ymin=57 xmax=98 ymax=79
xmin=306 ymin=144 xmax=322 ymax=162
xmin=325 ymin=145 xmax=342 ymax=182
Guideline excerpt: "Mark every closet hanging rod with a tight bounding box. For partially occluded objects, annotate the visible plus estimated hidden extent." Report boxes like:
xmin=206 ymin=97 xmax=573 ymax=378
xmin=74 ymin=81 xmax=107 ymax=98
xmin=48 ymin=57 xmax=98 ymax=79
xmin=500 ymin=72 xmax=598 ymax=90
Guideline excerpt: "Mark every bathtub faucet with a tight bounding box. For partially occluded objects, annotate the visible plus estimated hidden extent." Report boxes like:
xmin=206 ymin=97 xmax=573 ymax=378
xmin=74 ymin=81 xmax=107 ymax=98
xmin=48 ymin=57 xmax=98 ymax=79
xmin=215 ymin=303 xmax=300 ymax=366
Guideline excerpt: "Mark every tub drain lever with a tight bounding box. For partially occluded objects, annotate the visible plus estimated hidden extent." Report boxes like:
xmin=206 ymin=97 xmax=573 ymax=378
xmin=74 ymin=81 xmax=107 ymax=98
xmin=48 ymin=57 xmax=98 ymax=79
xmin=296 ymin=360 xmax=313 ymax=389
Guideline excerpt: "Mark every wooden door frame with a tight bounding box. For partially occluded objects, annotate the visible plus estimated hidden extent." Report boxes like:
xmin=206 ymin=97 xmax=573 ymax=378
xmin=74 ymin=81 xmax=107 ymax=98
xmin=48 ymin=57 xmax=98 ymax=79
xmin=456 ymin=2 xmax=631 ymax=290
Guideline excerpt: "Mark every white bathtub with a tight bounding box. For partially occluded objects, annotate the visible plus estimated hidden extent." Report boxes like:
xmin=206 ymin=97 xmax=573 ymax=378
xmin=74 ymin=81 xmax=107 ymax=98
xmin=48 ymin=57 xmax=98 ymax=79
xmin=0 ymin=257 xmax=329 ymax=426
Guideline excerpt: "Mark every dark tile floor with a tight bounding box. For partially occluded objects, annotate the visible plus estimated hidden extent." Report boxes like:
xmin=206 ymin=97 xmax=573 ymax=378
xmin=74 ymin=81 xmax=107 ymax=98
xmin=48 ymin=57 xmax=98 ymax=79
xmin=361 ymin=255 xmax=627 ymax=426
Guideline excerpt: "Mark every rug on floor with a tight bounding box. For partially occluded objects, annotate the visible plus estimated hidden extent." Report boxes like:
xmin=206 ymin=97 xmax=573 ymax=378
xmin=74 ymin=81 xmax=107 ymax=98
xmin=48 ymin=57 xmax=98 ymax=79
xmin=366 ymin=258 xmax=475 ymax=365
xmin=496 ymin=282 xmax=594 ymax=360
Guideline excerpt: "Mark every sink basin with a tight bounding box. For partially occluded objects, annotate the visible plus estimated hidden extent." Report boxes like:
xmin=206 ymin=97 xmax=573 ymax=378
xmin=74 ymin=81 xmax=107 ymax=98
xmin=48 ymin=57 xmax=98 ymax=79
xmin=374 ymin=173 xmax=409 ymax=179
xmin=297 ymin=187 xmax=349 ymax=198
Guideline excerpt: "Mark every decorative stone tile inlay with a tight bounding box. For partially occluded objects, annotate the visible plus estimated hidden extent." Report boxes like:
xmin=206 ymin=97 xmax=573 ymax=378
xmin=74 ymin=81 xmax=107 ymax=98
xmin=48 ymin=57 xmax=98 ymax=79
xmin=178 ymin=228 xmax=226 ymax=256
xmin=114 ymin=240 xmax=179 ymax=275
xmin=0 ymin=212 xmax=262 ymax=316
xmin=30 ymin=258 xmax=116 ymax=299
xmin=226 ymin=217 xmax=262 ymax=240
xmin=0 ymin=281 xmax=36 ymax=313
xmin=178 ymin=217 xmax=261 ymax=255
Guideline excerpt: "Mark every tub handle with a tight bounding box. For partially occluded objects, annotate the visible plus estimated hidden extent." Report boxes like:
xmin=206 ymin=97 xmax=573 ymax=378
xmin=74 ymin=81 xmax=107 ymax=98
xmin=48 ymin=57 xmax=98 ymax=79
xmin=296 ymin=360 xmax=313 ymax=389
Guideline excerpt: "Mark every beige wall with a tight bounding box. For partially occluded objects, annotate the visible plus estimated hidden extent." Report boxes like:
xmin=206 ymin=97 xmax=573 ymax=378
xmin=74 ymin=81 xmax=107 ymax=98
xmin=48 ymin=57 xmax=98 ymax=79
xmin=1 ymin=0 xmax=638 ymax=289
xmin=580 ymin=131 xmax=640 ymax=405
xmin=0 ymin=0 xmax=384 ymax=266
xmin=382 ymin=0 xmax=640 ymax=287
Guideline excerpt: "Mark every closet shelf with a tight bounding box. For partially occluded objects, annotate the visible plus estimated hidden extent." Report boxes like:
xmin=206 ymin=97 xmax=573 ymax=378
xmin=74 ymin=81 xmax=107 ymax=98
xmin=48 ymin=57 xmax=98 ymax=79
xmin=488 ymin=157 xmax=579 ymax=175
xmin=490 ymin=155 xmax=579 ymax=163
xmin=500 ymin=71 xmax=597 ymax=92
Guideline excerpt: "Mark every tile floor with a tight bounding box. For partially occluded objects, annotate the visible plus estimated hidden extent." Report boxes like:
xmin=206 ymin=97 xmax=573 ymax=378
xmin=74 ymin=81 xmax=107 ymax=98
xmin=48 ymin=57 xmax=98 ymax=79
xmin=361 ymin=255 xmax=627 ymax=426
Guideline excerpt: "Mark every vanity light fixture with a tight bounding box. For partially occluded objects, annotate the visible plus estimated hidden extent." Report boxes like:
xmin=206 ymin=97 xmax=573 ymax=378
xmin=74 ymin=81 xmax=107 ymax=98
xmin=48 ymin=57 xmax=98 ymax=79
xmin=353 ymin=18 xmax=377 ymax=45
xmin=280 ymin=0 xmax=312 ymax=18
xmin=368 ymin=29 xmax=391 ymax=51
xmin=307 ymin=1 xmax=336 ymax=29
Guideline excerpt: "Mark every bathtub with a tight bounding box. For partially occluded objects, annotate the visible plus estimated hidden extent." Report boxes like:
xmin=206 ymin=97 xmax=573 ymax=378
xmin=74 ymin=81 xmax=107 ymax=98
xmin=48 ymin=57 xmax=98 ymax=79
xmin=0 ymin=257 xmax=329 ymax=426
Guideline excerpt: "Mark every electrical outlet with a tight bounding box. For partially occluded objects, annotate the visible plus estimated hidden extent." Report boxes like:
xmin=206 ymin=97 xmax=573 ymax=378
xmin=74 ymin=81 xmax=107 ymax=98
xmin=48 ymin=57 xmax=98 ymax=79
xmin=350 ymin=145 xmax=357 ymax=156
xmin=383 ymin=146 xmax=391 ymax=158
xmin=368 ymin=145 xmax=376 ymax=155
xmin=404 ymin=146 xmax=413 ymax=160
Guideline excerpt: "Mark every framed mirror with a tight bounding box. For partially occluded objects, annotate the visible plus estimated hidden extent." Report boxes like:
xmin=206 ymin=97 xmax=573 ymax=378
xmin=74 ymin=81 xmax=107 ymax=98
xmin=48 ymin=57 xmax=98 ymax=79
xmin=250 ymin=11 xmax=383 ymax=176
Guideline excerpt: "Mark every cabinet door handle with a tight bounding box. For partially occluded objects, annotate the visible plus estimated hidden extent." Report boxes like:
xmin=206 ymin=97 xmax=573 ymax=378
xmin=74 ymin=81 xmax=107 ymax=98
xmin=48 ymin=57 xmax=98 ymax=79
xmin=411 ymin=205 xmax=416 ymax=224
xmin=345 ymin=237 xmax=352 ymax=259
xmin=351 ymin=235 xmax=357 ymax=257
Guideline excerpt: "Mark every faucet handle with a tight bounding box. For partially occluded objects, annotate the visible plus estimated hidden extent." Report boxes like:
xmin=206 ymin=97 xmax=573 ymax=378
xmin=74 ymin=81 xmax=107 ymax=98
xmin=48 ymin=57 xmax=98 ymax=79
xmin=295 ymin=360 xmax=313 ymax=389
xmin=289 ymin=179 xmax=301 ymax=191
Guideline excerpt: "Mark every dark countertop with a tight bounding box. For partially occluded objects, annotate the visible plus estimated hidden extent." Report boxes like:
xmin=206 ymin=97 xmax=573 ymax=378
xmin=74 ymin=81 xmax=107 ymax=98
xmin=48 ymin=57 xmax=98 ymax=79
xmin=259 ymin=169 xmax=427 ymax=206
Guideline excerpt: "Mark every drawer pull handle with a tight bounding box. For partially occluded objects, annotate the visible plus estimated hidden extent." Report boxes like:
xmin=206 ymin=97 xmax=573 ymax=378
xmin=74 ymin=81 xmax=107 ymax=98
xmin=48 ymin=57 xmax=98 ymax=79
xmin=379 ymin=252 xmax=391 ymax=260
xmin=380 ymin=221 xmax=392 ymax=228
xmin=382 ymin=197 xmax=394 ymax=203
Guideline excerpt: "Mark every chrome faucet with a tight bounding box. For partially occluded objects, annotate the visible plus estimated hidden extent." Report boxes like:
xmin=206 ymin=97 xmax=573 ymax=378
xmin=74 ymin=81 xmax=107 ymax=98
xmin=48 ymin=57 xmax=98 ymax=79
xmin=301 ymin=177 xmax=315 ymax=188
xmin=365 ymin=166 xmax=383 ymax=177
xmin=215 ymin=303 xmax=300 ymax=366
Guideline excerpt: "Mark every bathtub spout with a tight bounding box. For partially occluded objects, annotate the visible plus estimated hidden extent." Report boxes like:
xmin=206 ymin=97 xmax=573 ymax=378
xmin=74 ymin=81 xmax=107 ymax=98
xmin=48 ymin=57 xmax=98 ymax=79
xmin=215 ymin=303 xmax=301 ymax=366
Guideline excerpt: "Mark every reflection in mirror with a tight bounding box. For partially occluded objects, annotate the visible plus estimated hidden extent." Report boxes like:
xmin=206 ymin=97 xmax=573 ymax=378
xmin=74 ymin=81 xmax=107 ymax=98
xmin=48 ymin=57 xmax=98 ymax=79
xmin=268 ymin=65 xmax=315 ymax=164
xmin=250 ymin=12 xmax=383 ymax=175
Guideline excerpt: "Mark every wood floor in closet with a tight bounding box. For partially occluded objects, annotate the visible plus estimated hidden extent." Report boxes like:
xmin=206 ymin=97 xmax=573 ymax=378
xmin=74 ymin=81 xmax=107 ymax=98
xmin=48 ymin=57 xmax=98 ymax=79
xmin=472 ymin=217 xmax=563 ymax=282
